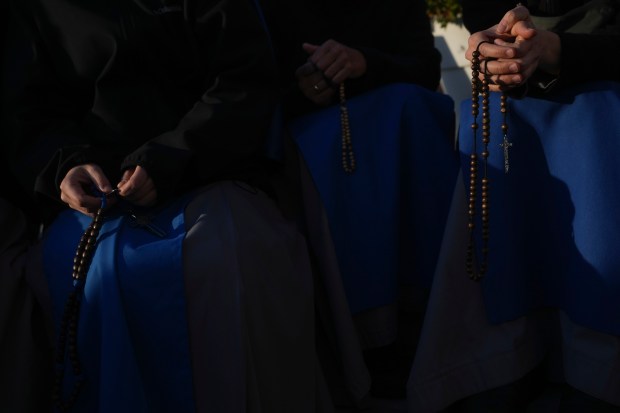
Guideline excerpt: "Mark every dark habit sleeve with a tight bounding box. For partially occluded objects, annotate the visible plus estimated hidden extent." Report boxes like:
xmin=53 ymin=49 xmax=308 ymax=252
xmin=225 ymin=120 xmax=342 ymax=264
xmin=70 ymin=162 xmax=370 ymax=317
xmin=9 ymin=0 xmax=127 ymax=205
xmin=11 ymin=0 xmax=279 ymax=204
xmin=349 ymin=0 xmax=442 ymax=94
xmin=120 ymin=0 xmax=280 ymax=200
xmin=555 ymin=32 xmax=620 ymax=85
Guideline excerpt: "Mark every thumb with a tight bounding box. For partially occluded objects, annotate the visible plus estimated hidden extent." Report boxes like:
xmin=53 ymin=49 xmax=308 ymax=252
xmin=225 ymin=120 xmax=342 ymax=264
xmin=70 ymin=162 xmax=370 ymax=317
xmin=513 ymin=24 xmax=537 ymax=41
xmin=118 ymin=167 xmax=142 ymax=196
xmin=117 ymin=168 xmax=133 ymax=188
xmin=131 ymin=165 xmax=149 ymax=184
xmin=85 ymin=164 xmax=113 ymax=194
xmin=302 ymin=42 xmax=319 ymax=55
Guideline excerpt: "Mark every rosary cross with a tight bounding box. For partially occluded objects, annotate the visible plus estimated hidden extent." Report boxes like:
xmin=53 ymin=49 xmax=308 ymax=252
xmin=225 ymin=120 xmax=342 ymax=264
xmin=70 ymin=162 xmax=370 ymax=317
xmin=499 ymin=134 xmax=513 ymax=173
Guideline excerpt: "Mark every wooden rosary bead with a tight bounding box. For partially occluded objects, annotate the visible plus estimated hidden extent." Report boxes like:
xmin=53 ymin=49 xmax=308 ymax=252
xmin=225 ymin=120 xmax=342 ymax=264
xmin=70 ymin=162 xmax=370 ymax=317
xmin=339 ymin=83 xmax=356 ymax=174
xmin=54 ymin=204 xmax=106 ymax=411
xmin=466 ymin=40 xmax=509 ymax=281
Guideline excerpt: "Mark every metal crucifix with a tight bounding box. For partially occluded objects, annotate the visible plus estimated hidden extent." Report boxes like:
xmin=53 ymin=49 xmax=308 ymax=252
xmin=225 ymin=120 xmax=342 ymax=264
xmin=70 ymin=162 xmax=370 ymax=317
xmin=499 ymin=134 xmax=513 ymax=174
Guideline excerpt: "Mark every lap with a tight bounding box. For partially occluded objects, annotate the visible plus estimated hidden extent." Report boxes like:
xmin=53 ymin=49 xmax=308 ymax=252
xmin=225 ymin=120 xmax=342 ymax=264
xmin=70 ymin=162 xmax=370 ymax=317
xmin=42 ymin=181 xmax=330 ymax=412
xmin=182 ymin=181 xmax=321 ymax=412
xmin=408 ymin=174 xmax=620 ymax=412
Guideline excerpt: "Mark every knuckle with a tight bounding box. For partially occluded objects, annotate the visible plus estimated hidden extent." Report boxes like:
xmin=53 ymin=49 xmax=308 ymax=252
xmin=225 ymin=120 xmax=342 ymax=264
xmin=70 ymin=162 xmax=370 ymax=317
xmin=75 ymin=198 xmax=90 ymax=208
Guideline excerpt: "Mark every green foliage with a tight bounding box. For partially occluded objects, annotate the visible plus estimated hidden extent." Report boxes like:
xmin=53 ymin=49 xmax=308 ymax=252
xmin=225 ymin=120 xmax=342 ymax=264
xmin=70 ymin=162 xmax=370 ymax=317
xmin=426 ymin=0 xmax=462 ymax=27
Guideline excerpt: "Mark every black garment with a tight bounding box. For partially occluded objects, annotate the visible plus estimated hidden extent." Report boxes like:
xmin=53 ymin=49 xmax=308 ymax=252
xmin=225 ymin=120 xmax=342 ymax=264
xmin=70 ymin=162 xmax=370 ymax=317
xmin=460 ymin=0 xmax=586 ymax=32
xmin=260 ymin=0 xmax=441 ymax=117
xmin=556 ymin=31 xmax=620 ymax=86
xmin=2 ymin=5 xmax=40 ymax=223
xmin=460 ymin=0 xmax=620 ymax=89
xmin=9 ymin=0 xmax=280 ymax=214
xmin=0 ymin=199 xmax=53 ymax=413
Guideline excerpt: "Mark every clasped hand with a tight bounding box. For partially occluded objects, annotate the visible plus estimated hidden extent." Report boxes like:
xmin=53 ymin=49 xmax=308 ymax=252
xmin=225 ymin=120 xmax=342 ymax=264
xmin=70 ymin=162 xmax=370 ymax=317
xmin=60 ymin=164 xmax=157 ymax=215
xmin=295 ymin=39 xmax=367 ymax=105
xmin=465 ymin=5 xmax=561 ymax=92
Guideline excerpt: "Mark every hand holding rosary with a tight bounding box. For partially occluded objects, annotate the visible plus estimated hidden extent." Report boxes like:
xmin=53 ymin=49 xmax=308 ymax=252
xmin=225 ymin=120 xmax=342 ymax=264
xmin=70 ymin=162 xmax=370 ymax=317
xmin=466 ymin=41 xmax=512 ymax=281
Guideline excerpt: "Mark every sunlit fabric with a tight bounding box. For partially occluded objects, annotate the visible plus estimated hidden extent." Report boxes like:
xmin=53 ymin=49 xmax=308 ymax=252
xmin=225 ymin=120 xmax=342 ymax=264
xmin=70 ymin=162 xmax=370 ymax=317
xmin=459 ymin=81 xmax=620 ymax=335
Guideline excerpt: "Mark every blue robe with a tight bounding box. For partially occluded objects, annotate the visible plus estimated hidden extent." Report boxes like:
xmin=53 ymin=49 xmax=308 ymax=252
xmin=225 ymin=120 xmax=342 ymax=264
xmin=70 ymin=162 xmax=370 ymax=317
xmin=43 ymin=198 xmax=195 ymax=412
xmin=459 ymin=81 xmax=620 ymax=335
xmin=289 ymin=83 xmax=459 ymax=313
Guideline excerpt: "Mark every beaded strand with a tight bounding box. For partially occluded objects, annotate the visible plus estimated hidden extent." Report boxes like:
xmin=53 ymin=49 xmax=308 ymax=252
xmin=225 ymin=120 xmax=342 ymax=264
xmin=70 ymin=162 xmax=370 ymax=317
xmin=467 ymin=42 xmax=500 ymax=281
xmin=339 ymin=82 xmax=356 ymax=174
xmin=53 ymin=194 xmax=110 ymax=411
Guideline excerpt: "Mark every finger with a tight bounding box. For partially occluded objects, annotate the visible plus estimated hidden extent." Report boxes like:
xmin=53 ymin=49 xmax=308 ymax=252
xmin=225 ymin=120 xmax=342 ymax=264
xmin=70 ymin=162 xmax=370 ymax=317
xmin=60 ymin=165 xmax=109 ymax=214
xmin=124 ymin=176 xmax=154 ymax=201
xmin=330 ymin=66 xmax=352 ymax=84
xmin=309 ymin=78 xmax=331 ymax=94
xmin=118 ymin=166 xmax=157 ymax=204
xmin=511 ymin=20 xmax=537 ymax=41
xmin=120 ymin=168 xmax=134 ymax=181
xmin=312 ymin=52 xmax=338 ymax=72
xmin=60 ymin=190 xmax=101 ymax=215
xmin=118 ymin=167 xmax=143 ymax=197
xmin=295 ymin=61 xmax=318 ymax=78
xmin=301 ymin=42 xmax=319 ymax=56
xmin=479 ymin=72 xmax=524 ymax=89
xmin=478 ymin=41 xmax=517 ymax=59
xmin=122 ymin=172 xmax=157 ymax=205
xmin=466 ymin=31 xmax=500 ymax=60
xmin=496 ymin=4 xmax=531 ymax=34
xmin=309 ymin=40 xmax=340 ymax=71
xmin=495 ymin=37 xmax=534 ymax=61
xmin=323 ymin=53 xmax=349 ymax=80
xmin=494 ymin=37 xmax=522 ymax=48
xmin=59 ymin=183 xmax=101 ymax=215
xmin=83 ymin=164 xmax=113 ymax=194
xmin=298 ymin=68 xmax=326 ymax=87
xmin=500 ymin=41 xmax=540 ymax=75
xmin=480 ymin=59 xmax=521 ymax=76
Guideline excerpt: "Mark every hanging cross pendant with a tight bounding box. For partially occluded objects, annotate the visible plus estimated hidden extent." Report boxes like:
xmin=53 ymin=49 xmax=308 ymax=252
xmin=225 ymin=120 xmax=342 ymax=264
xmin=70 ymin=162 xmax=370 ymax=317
xmin=128 ymin=212 xmax=167 ymax=238
xmin=499 ymin=134 xmax=513 ymax=174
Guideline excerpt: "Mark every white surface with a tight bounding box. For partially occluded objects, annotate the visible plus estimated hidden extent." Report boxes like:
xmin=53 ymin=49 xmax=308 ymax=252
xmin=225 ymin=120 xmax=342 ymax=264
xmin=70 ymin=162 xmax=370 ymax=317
xmin=433 ymin=21 xmax=471 ymax=135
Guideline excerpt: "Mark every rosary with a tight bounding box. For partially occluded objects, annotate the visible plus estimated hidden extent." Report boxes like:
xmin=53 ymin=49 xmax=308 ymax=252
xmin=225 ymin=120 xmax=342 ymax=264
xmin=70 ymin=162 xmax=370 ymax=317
xmin=52 ymin=190 xmax=115 ymax=411
xmin=339 ymin=83 xmax=356 ymax=174
xmin=466 ymin=41 xmax=512 ymax=281
xmin=52 ymin=189 xmax=167 ymax=410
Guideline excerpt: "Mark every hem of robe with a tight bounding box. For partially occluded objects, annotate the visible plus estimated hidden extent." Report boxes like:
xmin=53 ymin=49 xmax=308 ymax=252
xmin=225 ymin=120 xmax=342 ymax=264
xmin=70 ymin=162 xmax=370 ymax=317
xmin=407 ymin=173 xmax=620 ymax=412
